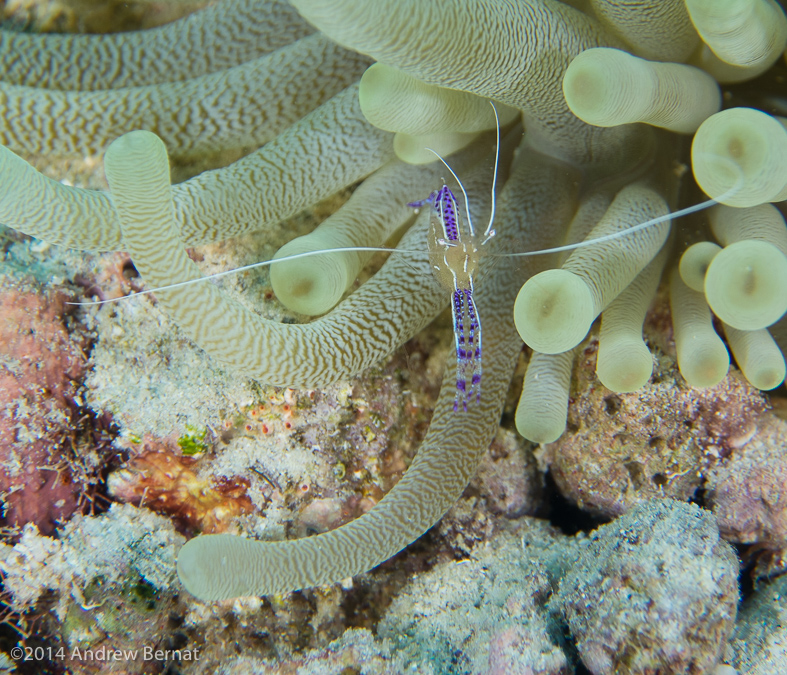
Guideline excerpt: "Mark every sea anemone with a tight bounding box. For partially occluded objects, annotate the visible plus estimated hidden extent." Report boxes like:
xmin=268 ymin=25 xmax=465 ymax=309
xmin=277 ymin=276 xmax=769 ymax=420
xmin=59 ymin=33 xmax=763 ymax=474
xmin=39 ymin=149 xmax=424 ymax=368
xmin=0 ymin=0 xmax=785 ymax=603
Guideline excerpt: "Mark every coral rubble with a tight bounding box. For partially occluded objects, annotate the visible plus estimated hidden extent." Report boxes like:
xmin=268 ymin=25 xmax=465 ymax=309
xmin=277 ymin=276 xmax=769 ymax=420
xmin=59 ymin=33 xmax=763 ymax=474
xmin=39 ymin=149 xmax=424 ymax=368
xmin=552 ymin=499 xmax=739 ymax=675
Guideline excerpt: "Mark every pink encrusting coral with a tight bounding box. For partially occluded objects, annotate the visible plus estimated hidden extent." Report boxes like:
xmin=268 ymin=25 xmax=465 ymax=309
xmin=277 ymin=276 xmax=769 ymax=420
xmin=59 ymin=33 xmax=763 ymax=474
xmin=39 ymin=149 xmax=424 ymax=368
xmin=0 ymin=277 xmax=89 ymax=533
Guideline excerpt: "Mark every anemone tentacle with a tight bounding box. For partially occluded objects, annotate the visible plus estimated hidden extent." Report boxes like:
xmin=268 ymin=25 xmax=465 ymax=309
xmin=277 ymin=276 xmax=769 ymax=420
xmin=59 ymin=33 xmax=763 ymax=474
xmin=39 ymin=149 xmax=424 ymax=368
xmin=0 ymin=0 xmax=312 ymax=90
xmin=588 ymin=0 xmax=699 ymax=62
xmin=289 ymin=0 xmax=648 ymax=168
xmin=0 ymin=34 xmax=371 ymax=156
xmin=104 ymin=130 xmax=446 ymax=386
xmin=0 ymin=85 xmax=393 ymax=250
xmin=271 ymin=156 xmax=463 ymax=316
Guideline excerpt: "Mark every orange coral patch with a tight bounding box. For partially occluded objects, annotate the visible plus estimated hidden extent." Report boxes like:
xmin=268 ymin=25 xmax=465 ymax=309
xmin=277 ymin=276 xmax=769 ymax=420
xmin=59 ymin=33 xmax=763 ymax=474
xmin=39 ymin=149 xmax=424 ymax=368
xmin=109 ymin=449 xmax=253 ymax=533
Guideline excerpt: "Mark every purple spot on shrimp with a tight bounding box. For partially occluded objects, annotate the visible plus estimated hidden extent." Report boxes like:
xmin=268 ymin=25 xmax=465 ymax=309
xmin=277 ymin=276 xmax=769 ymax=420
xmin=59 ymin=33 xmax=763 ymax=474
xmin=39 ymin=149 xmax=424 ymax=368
xmin=435 ymin=186 xmax=460 ymax=241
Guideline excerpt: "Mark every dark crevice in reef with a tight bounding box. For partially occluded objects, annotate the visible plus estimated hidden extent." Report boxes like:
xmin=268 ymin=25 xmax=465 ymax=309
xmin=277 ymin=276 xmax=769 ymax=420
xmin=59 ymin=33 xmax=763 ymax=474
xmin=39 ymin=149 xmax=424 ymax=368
xmin=543 ymin=472 xmax=606 ymax=536
xmin=550 ymin=615 xmax=593 ymax=675
xmin=737 ymin=546 xmax=758 ymax=602
xmin=688 ymin=485 xmax=706 ymax=508
xmin=734 ymin=542 xmax=787 ymax=602
xmin=574 ymin=660 xmax=594 ymax=675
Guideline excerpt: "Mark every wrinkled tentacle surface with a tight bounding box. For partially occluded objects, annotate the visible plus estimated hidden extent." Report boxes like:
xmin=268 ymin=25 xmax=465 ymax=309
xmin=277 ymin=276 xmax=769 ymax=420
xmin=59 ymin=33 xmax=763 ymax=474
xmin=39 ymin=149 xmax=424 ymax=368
xmin=0 ymin=85 xmax=394 ymax=250
xmin=271 ymin=156 xmax=468 ymax=315
xmin=0 ymin=0 xmax=312 ymax=90
xmin=105 ymin=130 xmax=445 ymax=386
xmin=1 ymin=34 xmax=371 ymax=156
xmin=289 ymin=0 xmax=643 ymax=167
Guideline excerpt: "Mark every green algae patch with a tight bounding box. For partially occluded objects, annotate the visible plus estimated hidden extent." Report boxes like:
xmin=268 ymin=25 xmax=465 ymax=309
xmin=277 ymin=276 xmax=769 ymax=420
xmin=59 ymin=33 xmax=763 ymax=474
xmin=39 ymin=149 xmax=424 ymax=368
xmin=177 ymin=425 xmax=208 ymax=455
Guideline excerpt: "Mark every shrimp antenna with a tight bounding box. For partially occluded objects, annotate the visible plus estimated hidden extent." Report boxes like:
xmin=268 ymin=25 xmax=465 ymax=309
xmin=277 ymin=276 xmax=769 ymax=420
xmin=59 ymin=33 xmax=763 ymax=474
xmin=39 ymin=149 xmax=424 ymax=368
xmin=497 ymin=198 xmax=714 ymax=258
xmin=496 ymin=150 xmax=747 ymax=259
xmin=423 ymin=101 xmax=501 ymax=241
xmin=67 ymin=245 xmax=425 ymax=306
xmin=483 ymin=101 xmax=500 ymax=242
xmin=423 ymin=147 xmax=476 ymax=238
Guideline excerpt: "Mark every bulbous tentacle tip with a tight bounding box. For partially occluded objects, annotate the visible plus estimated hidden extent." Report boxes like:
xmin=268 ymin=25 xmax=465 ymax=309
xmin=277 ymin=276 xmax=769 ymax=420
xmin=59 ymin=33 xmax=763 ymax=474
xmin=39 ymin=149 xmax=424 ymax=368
xmin=563 ymin=47 xmax=720 ymax=133
xmin=271 ymin=236 xmax=351 ymax=316
xmin=516 ymin=350 xmax=574 ymax=444
xmin=177 ymin=534 xmax=245 ymax=602
xmin=704 ymin=240 xmax=787 ymax=331
xmin=691 ymin=108 xmax=787 ymax=207
xmin=105 ymin=129 xmax=168 ymax=169
xmin=596 ymin=337 xmax=654 ymax=393
xmin=514 ymin=269 xmax=595 ymax=355
xmin=679 ymin=241 xmax=722 ymax=293
xmin=176 ymin=539 xmax=203 ymax=596
xmin=176 ymin=540 xmax=215 ymax=600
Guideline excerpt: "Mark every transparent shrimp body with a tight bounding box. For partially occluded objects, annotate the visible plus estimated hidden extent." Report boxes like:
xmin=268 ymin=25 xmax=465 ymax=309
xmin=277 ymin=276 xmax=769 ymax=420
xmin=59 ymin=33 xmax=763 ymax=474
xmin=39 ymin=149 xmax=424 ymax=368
xmin=410 ymin=183 xmax=488 ymax=411
xmin=407 ymin=103 xmax=500 ymax=412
